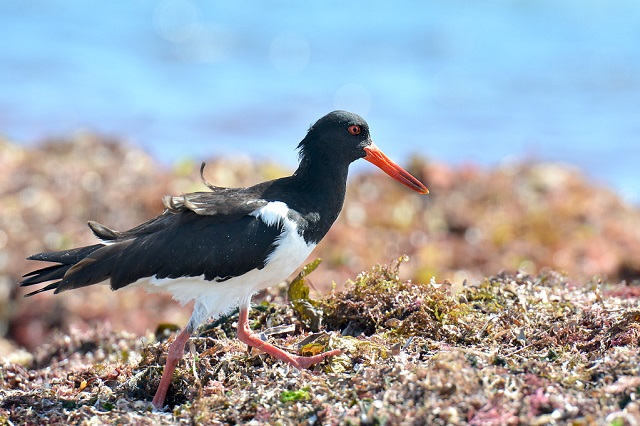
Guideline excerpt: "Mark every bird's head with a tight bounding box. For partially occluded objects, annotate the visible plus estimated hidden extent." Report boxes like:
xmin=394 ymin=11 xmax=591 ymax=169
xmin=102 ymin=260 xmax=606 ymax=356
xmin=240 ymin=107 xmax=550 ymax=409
xmin=298 ymin=110 xmax=429 ymax=194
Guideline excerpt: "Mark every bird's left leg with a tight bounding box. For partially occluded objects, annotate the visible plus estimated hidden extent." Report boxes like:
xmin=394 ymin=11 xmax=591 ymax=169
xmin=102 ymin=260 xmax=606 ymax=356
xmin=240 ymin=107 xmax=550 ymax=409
xmin=152 ymin=325 xmax=192 ymax=409
xmin=236 ymin=300 xmax=341 ymax=369
xmin=151 ymin=301 xmax=209 ymax=410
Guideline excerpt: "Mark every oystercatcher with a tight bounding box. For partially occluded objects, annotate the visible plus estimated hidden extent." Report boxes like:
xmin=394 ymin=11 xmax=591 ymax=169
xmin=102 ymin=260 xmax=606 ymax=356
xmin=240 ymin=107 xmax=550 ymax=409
xmin=21 ymin=110 xmax=428 ymax=409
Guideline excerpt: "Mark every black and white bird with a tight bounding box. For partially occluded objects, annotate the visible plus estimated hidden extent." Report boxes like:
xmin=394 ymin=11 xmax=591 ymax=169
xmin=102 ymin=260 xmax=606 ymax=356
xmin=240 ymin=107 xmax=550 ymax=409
xmin=21 ymin=110 xmax=429 ymax=409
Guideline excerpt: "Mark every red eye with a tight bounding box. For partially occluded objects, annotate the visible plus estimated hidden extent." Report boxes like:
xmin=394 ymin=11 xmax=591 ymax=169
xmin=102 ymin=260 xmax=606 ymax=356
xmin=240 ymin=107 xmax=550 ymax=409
xmin=348 ymin=125 xmax=361 ymax=135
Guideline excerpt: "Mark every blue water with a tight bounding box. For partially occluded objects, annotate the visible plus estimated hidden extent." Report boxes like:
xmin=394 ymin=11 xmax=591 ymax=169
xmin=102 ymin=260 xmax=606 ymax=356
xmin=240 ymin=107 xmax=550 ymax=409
xmin=1 ymin=1 xmax=639 ymax=202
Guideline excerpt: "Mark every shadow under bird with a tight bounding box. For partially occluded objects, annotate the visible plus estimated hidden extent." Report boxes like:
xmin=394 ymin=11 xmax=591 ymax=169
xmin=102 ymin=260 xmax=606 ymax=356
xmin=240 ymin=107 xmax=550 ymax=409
xmin=21 ymin=110 xmax=429 ymax=409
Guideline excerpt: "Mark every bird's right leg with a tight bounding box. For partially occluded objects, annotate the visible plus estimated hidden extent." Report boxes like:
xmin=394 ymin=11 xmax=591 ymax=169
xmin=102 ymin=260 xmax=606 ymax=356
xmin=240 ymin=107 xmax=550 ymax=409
xmin=236 ymin=300 xmax=341 ymax=369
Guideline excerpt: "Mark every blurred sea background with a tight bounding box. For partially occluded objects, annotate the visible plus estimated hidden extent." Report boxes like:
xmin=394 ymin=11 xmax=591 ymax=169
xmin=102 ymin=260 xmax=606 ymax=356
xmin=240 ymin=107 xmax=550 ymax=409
xmin=1 ymin=0 xmax=638 ymax=202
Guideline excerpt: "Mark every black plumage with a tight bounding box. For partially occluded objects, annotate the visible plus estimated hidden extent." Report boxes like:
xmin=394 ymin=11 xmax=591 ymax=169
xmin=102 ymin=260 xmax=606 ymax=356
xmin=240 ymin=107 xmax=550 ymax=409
xmin=21 ymin=112 xmax=376 ymax=297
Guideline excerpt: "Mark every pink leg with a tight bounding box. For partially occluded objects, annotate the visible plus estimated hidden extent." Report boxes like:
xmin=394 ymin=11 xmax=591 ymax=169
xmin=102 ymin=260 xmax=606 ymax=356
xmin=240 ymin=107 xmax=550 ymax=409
xmin=152 ymin=327 xmax=191 ymax=409
xmin=236 ymin=304 xmax=341 ymax=369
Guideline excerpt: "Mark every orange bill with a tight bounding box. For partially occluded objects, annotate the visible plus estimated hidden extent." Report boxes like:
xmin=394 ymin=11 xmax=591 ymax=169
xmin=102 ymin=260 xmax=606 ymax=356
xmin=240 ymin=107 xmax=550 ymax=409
xmin=364 ymin=143 xmax=429 ymax=194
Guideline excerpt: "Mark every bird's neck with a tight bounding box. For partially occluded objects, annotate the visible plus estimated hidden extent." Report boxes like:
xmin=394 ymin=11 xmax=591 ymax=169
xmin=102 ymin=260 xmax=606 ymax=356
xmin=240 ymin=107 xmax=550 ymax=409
xmin=289 ymin=157 xmax=350 ymax=241
xmin=294 ymin=152 xmax=349 ymax=189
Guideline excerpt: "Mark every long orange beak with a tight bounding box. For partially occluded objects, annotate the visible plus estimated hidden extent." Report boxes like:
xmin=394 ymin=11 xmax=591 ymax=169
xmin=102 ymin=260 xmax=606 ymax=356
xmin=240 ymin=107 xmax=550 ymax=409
xmin=364 ymin=143 xmax=429 ymax=194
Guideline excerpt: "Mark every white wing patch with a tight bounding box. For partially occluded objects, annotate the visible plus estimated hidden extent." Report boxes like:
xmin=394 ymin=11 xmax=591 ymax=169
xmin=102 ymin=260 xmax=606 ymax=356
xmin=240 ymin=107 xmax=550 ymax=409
xmin=249 ymin=201 xmax=290 ymax=227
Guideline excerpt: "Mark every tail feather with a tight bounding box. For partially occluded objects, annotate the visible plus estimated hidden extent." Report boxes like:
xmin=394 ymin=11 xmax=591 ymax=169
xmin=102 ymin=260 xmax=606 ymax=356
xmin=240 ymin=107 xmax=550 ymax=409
xmin=26 ymin=244 xmax=105 ymax=264
xmin=55 ymin=241 xmax=134 ymax=293
xmin=23 ymin=281 xmax=62 ymax=297
xmin=21 ymin=264 xmax=73 ymax=285
xmin=20 ymin=243 xmax=108 ymax=296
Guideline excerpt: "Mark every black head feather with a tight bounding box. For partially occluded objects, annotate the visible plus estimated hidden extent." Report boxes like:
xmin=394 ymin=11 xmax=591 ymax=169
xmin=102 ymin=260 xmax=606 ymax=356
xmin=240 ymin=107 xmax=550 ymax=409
xmin=296 ymin=110 xmax=372 ymax=167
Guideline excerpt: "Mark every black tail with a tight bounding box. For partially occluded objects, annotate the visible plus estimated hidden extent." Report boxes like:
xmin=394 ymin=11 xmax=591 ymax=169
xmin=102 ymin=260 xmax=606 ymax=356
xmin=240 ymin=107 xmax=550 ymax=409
xmin=21 ymin=244 xmax=106 ymax=296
